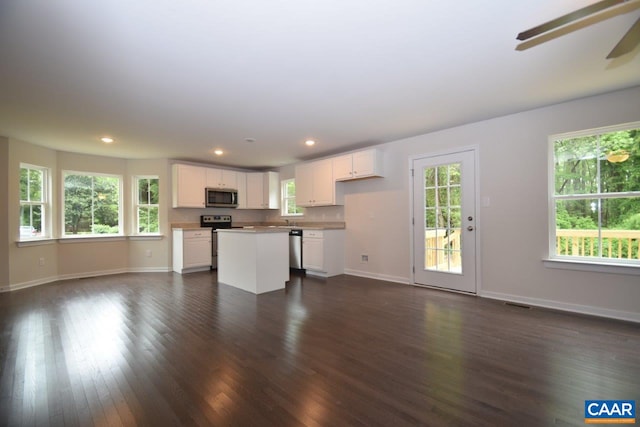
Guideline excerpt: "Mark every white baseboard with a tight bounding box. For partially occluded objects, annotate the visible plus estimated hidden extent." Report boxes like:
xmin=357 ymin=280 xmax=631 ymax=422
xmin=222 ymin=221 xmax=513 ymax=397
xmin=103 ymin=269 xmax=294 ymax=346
xmin=57 ymin=268 xmax=130 ymax=282
xmin=344 ymin=268 xmax=410 ymax=285
xmin=480 ymin=290 xmax=640 ymax=323
xmin=2 ymin=276 xmax=57 ymax=292
xmin=127 ymin=267 xmax=172 ymax=273
xmin=3 ymin=267 xmax=173 ymax=293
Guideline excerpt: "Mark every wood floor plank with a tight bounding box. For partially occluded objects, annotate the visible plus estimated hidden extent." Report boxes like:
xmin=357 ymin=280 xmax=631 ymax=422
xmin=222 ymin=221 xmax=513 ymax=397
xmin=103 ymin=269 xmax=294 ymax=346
xmin=0 ymin=271 xmax=639 ymax=426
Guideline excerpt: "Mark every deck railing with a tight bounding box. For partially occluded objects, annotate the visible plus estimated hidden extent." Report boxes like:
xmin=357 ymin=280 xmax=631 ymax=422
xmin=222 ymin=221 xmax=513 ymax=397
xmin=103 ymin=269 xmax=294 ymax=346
xmin=425 ymin=229 xmax=462 ymax=271
xmin=555 ymin=229 xmax=640 ymax=259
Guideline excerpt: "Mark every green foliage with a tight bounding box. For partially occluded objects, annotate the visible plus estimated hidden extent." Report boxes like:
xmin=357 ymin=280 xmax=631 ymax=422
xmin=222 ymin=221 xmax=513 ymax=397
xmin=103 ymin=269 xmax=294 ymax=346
xmin=554 ymin=127 xmax=640 ymax=231
xmin=622 ymin=213 xmax=640 ymax=230
xmin=19 ymin=167 xmax=44 ymax=233
xmin=283 ymin=179 xmax=303 ymax=215
xmin=424 ymin=164 xmax=461 ymax=230
xmin=92 ymin=224 xmax=119 ymax=234
xmin=64 ymin=174 xmax=120 ymax=235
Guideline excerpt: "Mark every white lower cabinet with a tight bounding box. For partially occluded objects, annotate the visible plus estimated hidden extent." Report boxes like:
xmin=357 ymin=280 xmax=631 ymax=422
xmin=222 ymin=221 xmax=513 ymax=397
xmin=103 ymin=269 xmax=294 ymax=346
xmin=173 ymin=229 xmax=212 ymax=274
xmin=302 ymin=229 xmax=345 ymax=277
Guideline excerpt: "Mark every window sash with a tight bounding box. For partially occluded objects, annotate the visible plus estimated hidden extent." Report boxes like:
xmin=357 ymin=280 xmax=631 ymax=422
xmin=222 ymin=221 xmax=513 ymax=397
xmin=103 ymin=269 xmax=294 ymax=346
xmin=19 ymin=164 xmax=49 ymax=239
xmin=281 ymin=178 xmax=303 ymax=216
xmin=134 ymin=177 xmax=160 ymax=234
xmin=62 ymin=171 xmax=123 ymax=236
xmin=549 ymin=122 xmax=640 ymax=265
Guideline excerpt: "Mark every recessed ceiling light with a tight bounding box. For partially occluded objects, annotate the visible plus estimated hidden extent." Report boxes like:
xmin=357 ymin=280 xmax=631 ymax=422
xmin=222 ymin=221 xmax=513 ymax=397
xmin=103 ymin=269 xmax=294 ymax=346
xmin=244 ymin=138 xmax=256 ymax=143
xmin=305 ymin=139 xmax=316 ymax=146
xmin=214 ymin=149 xmax=224 ymax=155
xmin=100 ymin=137 xmax=114 ymax=143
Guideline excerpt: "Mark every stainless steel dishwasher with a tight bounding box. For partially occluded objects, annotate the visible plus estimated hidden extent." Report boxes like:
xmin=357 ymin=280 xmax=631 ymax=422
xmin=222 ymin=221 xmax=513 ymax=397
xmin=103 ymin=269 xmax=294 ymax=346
xmin=289 ymin=229 xmax=304 ymax=271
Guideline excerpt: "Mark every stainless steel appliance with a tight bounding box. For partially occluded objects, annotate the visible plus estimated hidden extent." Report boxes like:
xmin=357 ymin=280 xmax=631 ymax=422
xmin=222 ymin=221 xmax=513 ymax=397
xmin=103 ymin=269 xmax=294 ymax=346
xmin=200 ymin=215 xmax=232 ymax=269
xmin=205 ymin=188 xmax=238 ymax=208
xmin=289 ymin=229 xmax=304 ymax=271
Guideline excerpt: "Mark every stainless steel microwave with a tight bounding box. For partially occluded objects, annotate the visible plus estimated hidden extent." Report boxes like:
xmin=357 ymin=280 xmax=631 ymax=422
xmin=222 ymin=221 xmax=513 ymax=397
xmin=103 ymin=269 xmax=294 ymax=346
xmin=205 ymin=188 xmax=238 ymax=208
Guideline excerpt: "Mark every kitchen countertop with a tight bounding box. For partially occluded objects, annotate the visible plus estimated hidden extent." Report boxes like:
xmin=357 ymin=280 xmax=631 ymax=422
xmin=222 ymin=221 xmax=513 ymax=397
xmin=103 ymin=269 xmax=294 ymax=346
xmin=217 ymin=228 xmax=289 ymax=234
xmin=172 ymin=221 xmax=345 ymax=230
xmin=171 ymin=226 xmax=210 ymax=231
xmin=233 ymin=222 xmax=346 ymax=230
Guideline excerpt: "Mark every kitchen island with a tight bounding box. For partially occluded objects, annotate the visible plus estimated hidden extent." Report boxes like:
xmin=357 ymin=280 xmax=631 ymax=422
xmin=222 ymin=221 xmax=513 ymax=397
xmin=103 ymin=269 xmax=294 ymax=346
xmin=216 ymin=228 xmax=289 ymax=294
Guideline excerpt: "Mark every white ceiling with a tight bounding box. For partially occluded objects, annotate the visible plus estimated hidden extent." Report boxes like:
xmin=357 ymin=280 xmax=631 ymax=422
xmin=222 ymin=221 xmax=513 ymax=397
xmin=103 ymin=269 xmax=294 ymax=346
xmin=1 ymin=0 xmax=639 ymax=169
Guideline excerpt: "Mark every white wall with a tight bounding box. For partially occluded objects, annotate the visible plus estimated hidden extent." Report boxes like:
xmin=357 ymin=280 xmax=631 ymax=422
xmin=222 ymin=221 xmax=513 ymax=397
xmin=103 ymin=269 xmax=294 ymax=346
xmin=0 ymin=137 xmax=9 ymax=289
xmin=7 ymin=139 xmax=60 ymax=288
xmin=4 ymin=87 xmax=639 ymax=322
xmin=4 ymin=141 xmax=274 ymax=289
xmin=338 ymin=86 xmax=640 ymax=321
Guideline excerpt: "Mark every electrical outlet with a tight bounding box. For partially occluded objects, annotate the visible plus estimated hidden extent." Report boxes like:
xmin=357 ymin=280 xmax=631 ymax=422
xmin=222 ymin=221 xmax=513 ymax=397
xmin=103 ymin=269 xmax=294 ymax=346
xmin=361 ymin=254 xmax=368 ymax=263
xmin=39 ymin=257 xmax=45 ymax=266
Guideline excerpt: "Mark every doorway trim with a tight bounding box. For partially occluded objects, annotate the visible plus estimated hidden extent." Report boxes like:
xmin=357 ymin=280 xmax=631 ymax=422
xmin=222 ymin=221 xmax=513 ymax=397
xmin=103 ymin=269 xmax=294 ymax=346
xmin=408 ymin=145 xmax=482 ymax=294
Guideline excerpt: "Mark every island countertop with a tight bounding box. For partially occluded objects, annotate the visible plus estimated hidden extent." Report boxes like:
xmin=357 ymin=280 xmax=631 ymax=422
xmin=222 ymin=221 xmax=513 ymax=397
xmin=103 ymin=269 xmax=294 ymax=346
xmin=217 ymin=228 xmax=289 ymax=234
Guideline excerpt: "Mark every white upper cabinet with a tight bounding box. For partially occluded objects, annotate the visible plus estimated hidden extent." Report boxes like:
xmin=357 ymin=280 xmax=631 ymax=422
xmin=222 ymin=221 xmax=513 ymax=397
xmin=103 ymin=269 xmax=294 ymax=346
xmin=245 ymin=171 xmax=279 ymax=209
xmin=206 ymin=168 xmax=238 ymax=189
xmin=236 ymin=172 xmax=247 ymax=209
xmin=172 ymin=164 xmax=206 ymax=208
xmin=333 ymin=148 xmax=383 ymax=181
xmin=295 ymin=159 xmax=343 ymax=207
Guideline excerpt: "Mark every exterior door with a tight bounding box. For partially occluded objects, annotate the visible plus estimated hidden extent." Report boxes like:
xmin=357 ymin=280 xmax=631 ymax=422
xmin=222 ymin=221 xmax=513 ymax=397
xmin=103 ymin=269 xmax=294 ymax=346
xmin=412 ymin=150 xmax=477 ymax=293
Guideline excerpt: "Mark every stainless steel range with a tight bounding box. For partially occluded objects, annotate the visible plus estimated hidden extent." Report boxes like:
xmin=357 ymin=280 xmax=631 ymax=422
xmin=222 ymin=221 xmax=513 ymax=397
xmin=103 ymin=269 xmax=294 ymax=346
xmin=200 ymin=215 xmax=232 ymax=269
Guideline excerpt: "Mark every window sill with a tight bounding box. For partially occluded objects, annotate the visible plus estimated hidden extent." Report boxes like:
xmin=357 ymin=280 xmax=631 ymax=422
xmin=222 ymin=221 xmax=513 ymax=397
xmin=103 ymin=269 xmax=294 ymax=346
xmin=543 ymin=258 xmax=640 ymax=276
xmin=59 ymin=235 xmax=127 ymax=243
xmin=16 ymin=238 xmax=56 ymax=248
xmin=16 ymin=235 xmax=165 ymax=246
xmin=129 ymin=234 xmax=164 ymax=241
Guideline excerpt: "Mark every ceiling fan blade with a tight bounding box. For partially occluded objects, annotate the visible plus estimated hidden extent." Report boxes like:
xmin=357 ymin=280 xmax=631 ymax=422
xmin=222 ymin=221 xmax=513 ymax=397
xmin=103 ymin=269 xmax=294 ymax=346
xmin=607 ymin=17 xmax=640 ymax=57
xmin=517 ymin=0 xmax=626 ymax=41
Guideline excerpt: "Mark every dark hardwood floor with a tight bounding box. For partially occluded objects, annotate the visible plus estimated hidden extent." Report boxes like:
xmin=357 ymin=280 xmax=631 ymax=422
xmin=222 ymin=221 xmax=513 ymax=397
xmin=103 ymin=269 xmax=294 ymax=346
xmin=0 ymin=272 xmax=638 ymax=426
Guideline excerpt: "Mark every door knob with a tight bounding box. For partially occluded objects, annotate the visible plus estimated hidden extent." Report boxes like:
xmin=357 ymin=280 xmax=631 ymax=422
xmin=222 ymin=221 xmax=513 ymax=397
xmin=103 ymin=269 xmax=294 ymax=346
xmin=467 ymin=226 xmax=474 ymax=231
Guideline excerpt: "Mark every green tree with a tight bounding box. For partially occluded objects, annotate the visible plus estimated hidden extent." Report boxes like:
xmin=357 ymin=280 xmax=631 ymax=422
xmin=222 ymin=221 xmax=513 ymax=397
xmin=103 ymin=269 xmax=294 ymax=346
xmin=554 ymin=128 xmax=640 ymax=230
xmin=64 ymin=174 xmax=120 ymax=234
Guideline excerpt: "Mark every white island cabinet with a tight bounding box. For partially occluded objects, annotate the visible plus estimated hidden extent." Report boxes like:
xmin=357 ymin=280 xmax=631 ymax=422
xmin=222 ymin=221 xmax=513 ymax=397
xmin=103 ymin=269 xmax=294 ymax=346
xmin=172 ymin=228 xmax=211 ymax=274
xmin=217 ymin=229 xmax=289 ymax=294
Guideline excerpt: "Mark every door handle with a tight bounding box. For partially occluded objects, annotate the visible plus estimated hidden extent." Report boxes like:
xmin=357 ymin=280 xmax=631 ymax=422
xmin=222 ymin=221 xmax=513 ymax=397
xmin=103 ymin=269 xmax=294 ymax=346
xmin=467 ymin=226 xmax=474 ymax=231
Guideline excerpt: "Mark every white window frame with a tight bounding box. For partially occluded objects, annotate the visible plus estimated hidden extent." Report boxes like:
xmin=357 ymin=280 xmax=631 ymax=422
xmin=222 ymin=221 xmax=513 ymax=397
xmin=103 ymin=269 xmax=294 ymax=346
xmin=281 ymin=178 xmax=303 ymax=217
xmin=547 ymin=121 xmax=640 ymax=274
xmin=62 ymin=170 xmax=123 ymax=238
xmin=134 ymin=176 xmax=160 ymax=235
xmin=19 ymin=163 xmax=51 ymax=240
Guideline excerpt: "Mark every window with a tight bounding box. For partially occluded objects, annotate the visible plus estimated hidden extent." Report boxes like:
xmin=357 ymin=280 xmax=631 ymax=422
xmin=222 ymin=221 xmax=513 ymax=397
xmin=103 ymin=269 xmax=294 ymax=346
xmin=281 ymin=178 xmax=303 ymax=216
xmin=20 ymin=164 xmax=49 ymax=239
xmin=135 ymin=177 xmax=159 ymax=234
xmin=550 ymin=123 xmax=640 ymax=266
xmin=63 ymin=171 xmax=122 ymax=236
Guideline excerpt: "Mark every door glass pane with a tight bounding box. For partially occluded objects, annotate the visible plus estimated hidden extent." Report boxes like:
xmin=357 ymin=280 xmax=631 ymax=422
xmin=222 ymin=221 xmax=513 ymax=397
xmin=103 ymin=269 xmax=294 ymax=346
xmin=449 ymin=163 xmax=461 ymax=185
xmin=423 ymin=163 xmax=463 ymax=274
